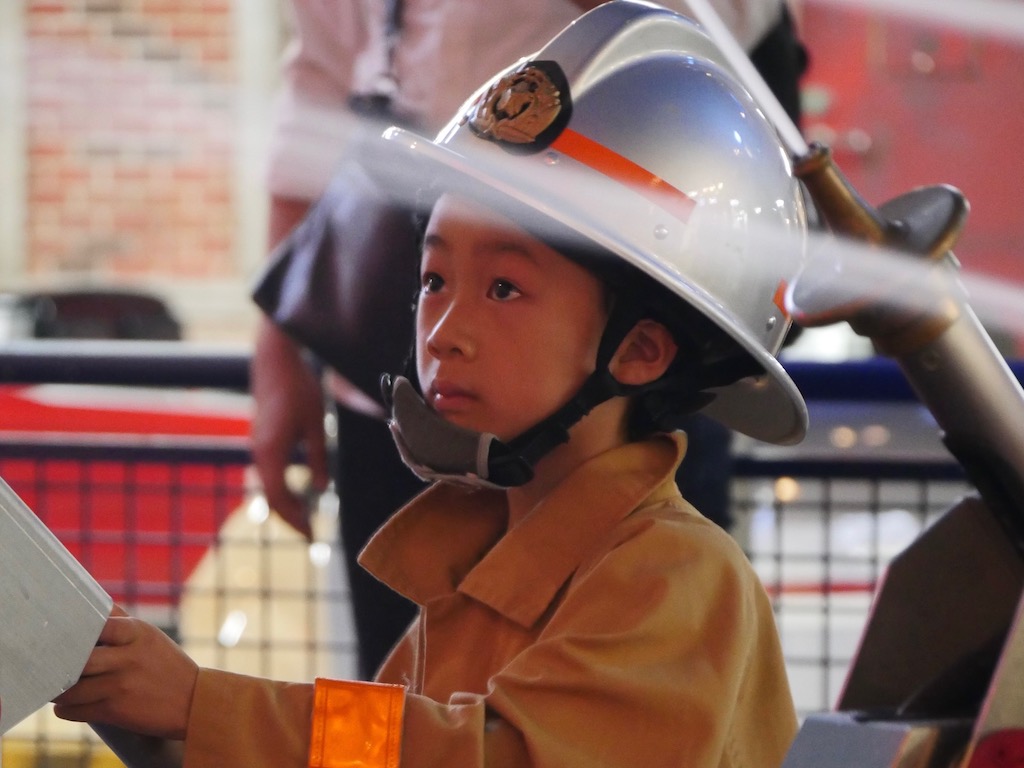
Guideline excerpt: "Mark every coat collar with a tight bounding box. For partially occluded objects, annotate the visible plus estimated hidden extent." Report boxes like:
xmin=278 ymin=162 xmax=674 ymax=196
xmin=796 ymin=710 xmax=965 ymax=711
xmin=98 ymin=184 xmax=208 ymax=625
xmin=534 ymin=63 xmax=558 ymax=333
xmin=359 ymin=432 xmax=687 ymax=629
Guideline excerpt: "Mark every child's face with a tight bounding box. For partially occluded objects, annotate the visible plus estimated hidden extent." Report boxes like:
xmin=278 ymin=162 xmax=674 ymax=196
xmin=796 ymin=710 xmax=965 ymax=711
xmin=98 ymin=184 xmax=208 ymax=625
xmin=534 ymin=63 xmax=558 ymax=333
xmin=416 ymin=193 xmax=609 ymax=443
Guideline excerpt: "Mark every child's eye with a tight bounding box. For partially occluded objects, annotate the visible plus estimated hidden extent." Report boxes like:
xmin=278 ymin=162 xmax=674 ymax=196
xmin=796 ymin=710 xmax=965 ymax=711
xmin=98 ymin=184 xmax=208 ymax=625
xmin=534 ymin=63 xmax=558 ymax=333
xmin=489 ymin=279 xmax=522 ymax=301
xmin=421 ymin=272 xmax=444 ymax=293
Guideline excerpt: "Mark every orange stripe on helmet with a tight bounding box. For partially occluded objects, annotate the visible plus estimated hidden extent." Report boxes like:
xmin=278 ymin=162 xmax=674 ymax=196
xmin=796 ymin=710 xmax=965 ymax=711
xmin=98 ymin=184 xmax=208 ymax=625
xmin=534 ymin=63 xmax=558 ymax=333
xmin=550 ymin=128 xmax=696 ymax=223
xmin=773 ymin=280 xmax=791 ymax=320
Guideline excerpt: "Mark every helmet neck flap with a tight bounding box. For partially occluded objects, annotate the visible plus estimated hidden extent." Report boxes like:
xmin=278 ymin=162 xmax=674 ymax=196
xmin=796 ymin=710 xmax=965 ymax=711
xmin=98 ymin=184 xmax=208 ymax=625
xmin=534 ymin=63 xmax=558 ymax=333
xmin=381 ymin=294 xmax=759 ymax=489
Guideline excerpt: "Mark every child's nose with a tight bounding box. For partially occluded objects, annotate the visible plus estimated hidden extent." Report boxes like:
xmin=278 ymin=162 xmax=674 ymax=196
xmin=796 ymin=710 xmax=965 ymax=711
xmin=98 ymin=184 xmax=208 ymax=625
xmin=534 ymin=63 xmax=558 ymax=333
xmin=425 ymin=301 xmax=477 ymax=360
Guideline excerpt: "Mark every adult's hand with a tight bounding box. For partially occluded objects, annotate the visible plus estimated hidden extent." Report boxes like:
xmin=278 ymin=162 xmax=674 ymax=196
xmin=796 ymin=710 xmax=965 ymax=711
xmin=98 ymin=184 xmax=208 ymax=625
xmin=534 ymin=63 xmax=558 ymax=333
xmin=249 ymin=195 xmax=328 ymax=540
xmin=250 ymin=318 xmax=329 ymax=540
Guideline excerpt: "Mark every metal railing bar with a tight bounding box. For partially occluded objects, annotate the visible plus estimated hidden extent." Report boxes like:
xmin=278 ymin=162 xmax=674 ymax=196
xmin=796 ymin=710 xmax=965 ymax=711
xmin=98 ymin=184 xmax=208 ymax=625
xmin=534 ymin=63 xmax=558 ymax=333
xmin=0 ymin=340 xmax=251 ymax=389
xmin=733 ymin=456 xmax=968 ymax=480
xmin=0 ymin=438 xmax=251 ymax=463
xmin=2 ymin=341 xmax=1020 ymax=401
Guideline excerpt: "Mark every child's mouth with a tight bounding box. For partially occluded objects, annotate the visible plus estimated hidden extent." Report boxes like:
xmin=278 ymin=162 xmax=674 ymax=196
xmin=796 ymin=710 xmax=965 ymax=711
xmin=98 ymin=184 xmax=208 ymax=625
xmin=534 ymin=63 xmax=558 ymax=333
xmin=428 ymin=381 xmax=476 ymax=413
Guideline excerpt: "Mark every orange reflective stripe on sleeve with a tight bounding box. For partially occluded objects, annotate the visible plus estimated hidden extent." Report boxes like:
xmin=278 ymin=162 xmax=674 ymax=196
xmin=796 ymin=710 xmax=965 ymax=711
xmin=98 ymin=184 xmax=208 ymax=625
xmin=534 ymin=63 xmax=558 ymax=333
xmin=308 ymin=678 xmax=406 ymax=768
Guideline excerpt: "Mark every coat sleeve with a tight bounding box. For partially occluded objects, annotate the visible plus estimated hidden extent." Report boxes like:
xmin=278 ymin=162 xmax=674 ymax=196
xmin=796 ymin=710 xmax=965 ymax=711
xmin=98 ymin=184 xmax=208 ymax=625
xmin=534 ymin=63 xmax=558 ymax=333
xmin=392 ymin=514 xmax=796 ymax=768
xmin=183 ymin=669 xmax=315 ymax=768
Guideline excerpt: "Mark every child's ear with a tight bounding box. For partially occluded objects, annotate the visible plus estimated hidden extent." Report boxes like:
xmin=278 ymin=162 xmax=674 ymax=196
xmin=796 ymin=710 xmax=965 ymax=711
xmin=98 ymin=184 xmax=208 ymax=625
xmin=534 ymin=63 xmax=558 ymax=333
xmin=609 ymin=319 xmax=678 ymax=386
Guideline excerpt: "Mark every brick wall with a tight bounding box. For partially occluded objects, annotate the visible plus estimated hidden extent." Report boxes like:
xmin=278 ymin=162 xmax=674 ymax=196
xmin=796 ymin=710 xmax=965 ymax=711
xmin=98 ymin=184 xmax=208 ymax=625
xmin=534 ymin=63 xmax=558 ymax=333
xmin=24 ymin=0 xmax=238 ymax=282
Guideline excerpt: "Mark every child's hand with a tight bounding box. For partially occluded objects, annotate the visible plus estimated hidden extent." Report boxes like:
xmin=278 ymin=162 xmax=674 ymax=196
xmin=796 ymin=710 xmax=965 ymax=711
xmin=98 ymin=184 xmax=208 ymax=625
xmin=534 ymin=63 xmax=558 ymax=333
xmin=52 ymin=607 xmax=199 ymax=740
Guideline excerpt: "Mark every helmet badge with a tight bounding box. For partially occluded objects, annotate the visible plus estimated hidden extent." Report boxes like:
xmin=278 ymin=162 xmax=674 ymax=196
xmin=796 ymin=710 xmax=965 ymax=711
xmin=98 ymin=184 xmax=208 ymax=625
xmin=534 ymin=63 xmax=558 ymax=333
xmin=467 ymin=61 xmax=571 ymax=151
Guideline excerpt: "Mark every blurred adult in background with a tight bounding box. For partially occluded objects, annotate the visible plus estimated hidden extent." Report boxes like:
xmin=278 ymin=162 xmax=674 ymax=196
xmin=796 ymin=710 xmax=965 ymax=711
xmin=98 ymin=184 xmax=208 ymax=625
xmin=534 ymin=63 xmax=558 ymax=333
xmin=252 ymin=0 xmax=807 ymax=680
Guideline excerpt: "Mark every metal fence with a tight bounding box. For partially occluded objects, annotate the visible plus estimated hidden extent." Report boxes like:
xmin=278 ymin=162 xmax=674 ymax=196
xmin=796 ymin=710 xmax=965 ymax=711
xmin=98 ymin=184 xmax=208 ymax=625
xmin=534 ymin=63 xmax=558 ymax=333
xmin=1 ymin=343 xmax=1017 ymax=766
xmin=734 ymin=459 xmax=972 ymax=717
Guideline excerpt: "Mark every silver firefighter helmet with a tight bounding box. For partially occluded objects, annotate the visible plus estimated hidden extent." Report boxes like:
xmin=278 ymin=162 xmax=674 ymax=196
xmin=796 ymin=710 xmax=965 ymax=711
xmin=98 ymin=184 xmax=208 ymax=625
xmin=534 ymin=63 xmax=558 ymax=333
xmin=376 ymin=0 xmax=808 ymax=445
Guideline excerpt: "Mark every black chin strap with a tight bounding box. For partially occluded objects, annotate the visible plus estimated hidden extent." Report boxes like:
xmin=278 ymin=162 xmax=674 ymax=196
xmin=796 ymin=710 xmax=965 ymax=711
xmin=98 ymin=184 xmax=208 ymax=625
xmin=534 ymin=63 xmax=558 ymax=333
xmin=497 ymin=298 xmax=762 ymax=482
xmin=497 ymin=299 xmax=648 ymax=480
